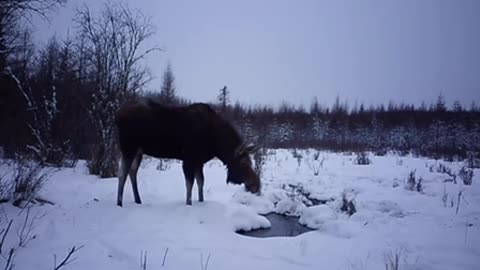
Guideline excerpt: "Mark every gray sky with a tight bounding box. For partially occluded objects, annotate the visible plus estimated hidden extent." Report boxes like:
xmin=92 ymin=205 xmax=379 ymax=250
xmin=33 ymin=0 xmax=480 ymax=109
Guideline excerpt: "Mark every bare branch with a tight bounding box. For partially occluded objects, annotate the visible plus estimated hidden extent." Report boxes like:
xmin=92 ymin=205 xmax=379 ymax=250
xmin=0 ymin=220 xmax=13 ymax=254
xmin=3 ymin=248 xmax=14 ymax=270
xmin=0 ymin=0 xmax=66 ymax=22
xmin=53 ymin=245 xmax=83 ymax=270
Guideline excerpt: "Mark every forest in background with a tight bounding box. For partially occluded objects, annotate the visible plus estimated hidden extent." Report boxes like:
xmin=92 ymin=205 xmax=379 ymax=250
xmin=1 ymin=0 xmax=480 ymax=181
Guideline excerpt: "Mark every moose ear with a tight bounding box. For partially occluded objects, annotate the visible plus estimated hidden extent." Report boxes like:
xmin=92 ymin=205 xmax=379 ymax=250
xmin=245 ymin=143 xmax=259 ymax=153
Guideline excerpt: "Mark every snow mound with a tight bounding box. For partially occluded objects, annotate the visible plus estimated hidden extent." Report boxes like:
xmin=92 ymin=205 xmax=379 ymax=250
xmin=377 ymin=200 xmax=404 ymax=217
xmin=299 ymin=205 xmax=337 ymax=229
xmin=274 ymin=198 xmax=306 ymax=216
xmin=229 ymin=204 xmax=271 ymax=232
xmin=232 ymin=190 xmax=274 ymax=214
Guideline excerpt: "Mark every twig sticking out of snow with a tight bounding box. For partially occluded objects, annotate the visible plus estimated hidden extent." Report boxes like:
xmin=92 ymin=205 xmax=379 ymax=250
xmin=3 ymin=248 xmax=15 ymax=270
xmin=442 ymin=185 xmax=448 ymax=208
xmin=16 ymin=207 xmax=45 ymax=247
xmin=0 ymin=220 xmax=13 ymax=254
xmin=140 ymin=250 xmax=147 ymax=270
xmin=384 ymin=252 xmax=400 ymax=270
xmin=53 ymin=245 xmax=83 ymax=270
xmin=162 ymin=248 xmax=169 ymax=267
xmin=200 ymin=253 xmax=211 ymax=270
xmin=455 ymin=190 xmax=468 ymax=215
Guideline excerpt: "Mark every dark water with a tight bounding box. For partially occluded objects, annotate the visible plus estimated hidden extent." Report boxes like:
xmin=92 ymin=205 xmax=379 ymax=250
xmin=237 ymin=213 xmax=313 ymax=238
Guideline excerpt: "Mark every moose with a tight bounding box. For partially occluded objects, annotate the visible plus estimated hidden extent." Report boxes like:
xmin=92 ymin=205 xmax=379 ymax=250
xmin=115 ymin=100 xmax=261 ymax=207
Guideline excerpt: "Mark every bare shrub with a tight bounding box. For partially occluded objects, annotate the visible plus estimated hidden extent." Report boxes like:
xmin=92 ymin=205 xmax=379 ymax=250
xmin=434 ymin=163 xmax=456 ymax=179
xmin=86 ymin=140 xmax=119 ymax=178
xmin=17 ymin=207 xmax=45 ymax=247
xmin=0 ymin=170 xmax=13 ymax=203
xmin=458 ymin=166 xmax=474 ymax=185
xmin=354 ymin=152 xmax=370 ymax=165
xmin=384 ymin=252 xmax=400 ymax=270
xmin=75 ymin=2 xmax=160 ymax=178
xmin=253 ymin=147 xmax=267 ymax=179
xmin=0 ymin=207 xmax=83 ymax=270
xmin=466 ymin=151 xmax=480 ymax=169
xmin=11 ymin=157 xmax=52 ymax=207
xmin=156 ymin=159 xmax=171 ymax=171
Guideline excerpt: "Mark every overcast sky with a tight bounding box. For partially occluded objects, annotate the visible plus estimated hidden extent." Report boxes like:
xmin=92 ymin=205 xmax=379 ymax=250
xmin=33 ymin=0 xmax=480 ymax=109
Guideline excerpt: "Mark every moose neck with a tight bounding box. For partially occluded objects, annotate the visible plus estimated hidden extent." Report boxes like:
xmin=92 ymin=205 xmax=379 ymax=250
xmin=216 ymin=139 xmax=242 ymax=167
xmin=213 ymin=126 xmax=243 ymax=167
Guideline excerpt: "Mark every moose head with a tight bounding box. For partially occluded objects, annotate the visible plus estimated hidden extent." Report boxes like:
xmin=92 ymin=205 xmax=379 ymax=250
xmin=226 ymin=143 xmax=261 ymax=194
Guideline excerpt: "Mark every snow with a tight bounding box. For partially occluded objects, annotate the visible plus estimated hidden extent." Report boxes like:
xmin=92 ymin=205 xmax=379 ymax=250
xmin=298 ymin=205 xmax=337 ymax=229
xmin=1 ymin=150 xmax=479 ymax=270
xmin=228 ymin=204 xmax=271 ymax=231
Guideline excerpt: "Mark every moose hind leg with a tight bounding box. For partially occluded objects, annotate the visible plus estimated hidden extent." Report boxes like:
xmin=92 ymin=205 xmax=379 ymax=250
xmin=182 ymin=162 xmax=195 ymax=205
xmin=129 ymin=151 xmax=143 ymax=204
xmin=117 ymin=155 xmax=133 ymax=207
xmin=195 ymin=167 xmax=205 ymax=202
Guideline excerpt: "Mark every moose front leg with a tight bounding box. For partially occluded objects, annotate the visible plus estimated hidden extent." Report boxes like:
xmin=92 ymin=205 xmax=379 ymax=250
xmin=182 ymin=162 xmax=195 ymax=205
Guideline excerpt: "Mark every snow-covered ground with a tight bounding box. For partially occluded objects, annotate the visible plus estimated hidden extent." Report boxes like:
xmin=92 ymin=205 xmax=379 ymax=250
xmin=1 ymin=150 xmax=479 ymax=270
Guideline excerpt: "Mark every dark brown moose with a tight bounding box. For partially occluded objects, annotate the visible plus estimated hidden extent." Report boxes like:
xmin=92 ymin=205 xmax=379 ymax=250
xmin=115 ymin=100 xmax=261 ymax=207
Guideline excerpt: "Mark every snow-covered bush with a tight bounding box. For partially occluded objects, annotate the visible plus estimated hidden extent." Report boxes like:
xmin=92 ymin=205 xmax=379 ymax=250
xmin=437 ymin=163 xmax=450 ymax=174
xmin=458 ymin=166 xmax=474 ymax=185
xmin=281 ymin=183 xmax=320 ymax=207
xmin=396 ymin=158 xmax=404 ymax=166
xmin=466 ymin=151 xmax=480 ymax=169
xmin=405 ymin=170 xmax=423 ymax=192
xmin=306 ymin=153 xmax=324 ymax=176
xmin=354 ymin=151 xmax=370 ymax=165
xmin=340 ymin=193 xmax=356 ymax=216
xmin=291 ymin=149 xmax=303 ymax=167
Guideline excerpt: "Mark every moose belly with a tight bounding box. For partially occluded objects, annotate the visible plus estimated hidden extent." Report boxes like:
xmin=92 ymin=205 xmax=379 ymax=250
xmin=140 ymin=140 xmax=185 ymax=160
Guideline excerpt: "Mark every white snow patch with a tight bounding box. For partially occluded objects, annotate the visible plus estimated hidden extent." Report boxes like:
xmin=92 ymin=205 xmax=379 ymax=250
xmin=299 ymin=205 xmax=337 ymax=229
xmin=228 ymin=204 xmax=271 ymax=231
xmin=0 ymin=149 xmax=479 ymax=270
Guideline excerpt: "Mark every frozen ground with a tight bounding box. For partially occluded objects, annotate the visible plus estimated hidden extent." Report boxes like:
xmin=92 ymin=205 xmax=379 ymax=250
xmin=1 ymin=150 xmax=479 ymax=270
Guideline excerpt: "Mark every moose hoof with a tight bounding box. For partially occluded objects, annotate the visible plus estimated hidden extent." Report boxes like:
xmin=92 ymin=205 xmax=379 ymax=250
xmin=199 ymin=198 xmax=204 ymax=202
xmin=117 ymin=201 xmax=123 ymax=207
xmin=135 ymin=199 xmax=142 ymax=204
xmin=186 ymin=200 xmax=192 ymax=205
